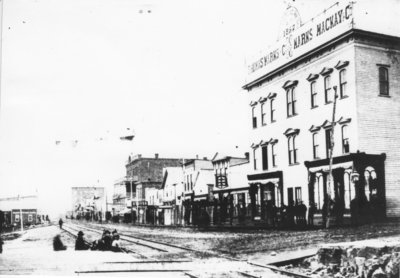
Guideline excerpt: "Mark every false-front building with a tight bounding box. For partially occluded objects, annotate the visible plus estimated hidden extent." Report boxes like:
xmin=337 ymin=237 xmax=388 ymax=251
xmin=243 ymin=1 xmax=400 ymax=225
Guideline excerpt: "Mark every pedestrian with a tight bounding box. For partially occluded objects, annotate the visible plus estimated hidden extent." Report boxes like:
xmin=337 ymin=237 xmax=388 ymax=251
xmin=75 ymin=231 xmax=90 ymax=250
xmin=53 ymin=235 xmax=67 ymax=251
xmin=58 ymin=218 xmax=63 ymax=229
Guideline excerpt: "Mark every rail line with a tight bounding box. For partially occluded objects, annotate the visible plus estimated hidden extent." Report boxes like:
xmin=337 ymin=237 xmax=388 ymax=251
xmin=65 ymin=222 xmax=310 ymax=277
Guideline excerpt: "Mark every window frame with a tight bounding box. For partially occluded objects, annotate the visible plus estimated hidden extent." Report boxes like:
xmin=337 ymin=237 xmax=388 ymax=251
xmin=270 ymin=98 xmax=276 ymax=122
xmin=324 ymin=75 xmax=332 ymax=104
xmin=271 ymin=143 xmax=277 ymax=167
xmin=261 ymin=145 xmax=268 ymax=171
xmin=261 ymin=102 xmax=266 ymax=126
xmin=379 ymin=66 xmax=389 ymax=96
xmin=287 ymin=135 xmax=298 ymax=165
xmin=286 ymin=87 xmax=297 ymax=117
xmin=339 ymin=69 xmax=347 ymax=98
xmin=310 ymin=81 xmax=317 ymax=108
xmin=253 ymin=147 xmax=257 ymax=170
xmin=312 ymin=132 xmax=319 ymax=159
xmin=252 ymin=106 xmax=257 ymax=128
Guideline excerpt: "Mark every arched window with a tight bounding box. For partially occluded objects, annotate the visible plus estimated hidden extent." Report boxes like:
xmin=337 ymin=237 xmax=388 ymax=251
xmin=339 ymin=69 xmax=347 ymax=98
xmin=314 ymin=173 xmax=324 ymax=210
xmin=364 ymin=166 xmax=377 ymax=201
xmin=343 ymin=171 xmax=354 ymax=209
xmin=379 ymin=67 xmax=389 ymax=96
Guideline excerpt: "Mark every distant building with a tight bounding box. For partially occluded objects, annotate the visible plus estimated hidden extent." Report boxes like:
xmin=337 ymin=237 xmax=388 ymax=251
xmin=71 ymin=187 xmax=105 ymax=220
xmin=125 ymin=153 xmax=187 ymax=224
xmin=243 ymin=0 xmax=400 ymax=225
xmin=182 ymin=158 xmax=214 ymax=225
xmin=0 ymin=195 xmax=44 ymax=227
xmin=160 ymin=167 xmax=184 ymax=226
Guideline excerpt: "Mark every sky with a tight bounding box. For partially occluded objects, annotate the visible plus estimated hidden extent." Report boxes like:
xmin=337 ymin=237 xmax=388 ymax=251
xmin=0 ymin=0 xmax=338 ymax=217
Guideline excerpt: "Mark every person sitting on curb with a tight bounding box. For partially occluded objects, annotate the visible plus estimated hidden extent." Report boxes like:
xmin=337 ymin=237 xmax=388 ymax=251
xmin=111 ymin=234 xmax=122 ymax=252
xmin=91 ymin=230 xmax=112 ymax=251
xmin=75 ymin=231 xmax=90 ymax=250
xmin=53 ymin=235 xmax=67 ymax=251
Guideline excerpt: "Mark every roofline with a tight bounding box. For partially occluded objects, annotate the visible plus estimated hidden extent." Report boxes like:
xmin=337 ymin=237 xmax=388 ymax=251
xmin=242 ymin=29 xmax=400 ymax=90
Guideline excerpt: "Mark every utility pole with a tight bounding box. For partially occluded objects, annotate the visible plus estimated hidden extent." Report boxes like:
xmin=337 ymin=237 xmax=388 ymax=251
xmin=18 ymin=195 xmax=23 ymax=232
xmin=326 ymin=86 xmax=338 ymax=228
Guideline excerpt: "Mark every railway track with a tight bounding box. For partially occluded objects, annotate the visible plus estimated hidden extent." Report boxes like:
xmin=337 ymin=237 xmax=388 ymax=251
xmin=63 ymin=222 xmax=310 ymax=278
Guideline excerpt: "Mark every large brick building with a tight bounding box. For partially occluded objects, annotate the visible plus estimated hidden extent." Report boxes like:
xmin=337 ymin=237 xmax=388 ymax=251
xmin=243 ymin=1 xmax=400 ymax=224
xmin=125 ymin=154 xmax=185 ymax=223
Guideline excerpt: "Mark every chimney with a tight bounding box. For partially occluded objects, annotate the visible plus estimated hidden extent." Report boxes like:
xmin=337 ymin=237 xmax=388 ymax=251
xmin=155 ymin=153 xmax=159 ymax=159
xmin=138 ymin=154 xmax=142 ymax=159
xmin=196 ymin=154 xmax=199 ymax=159
xmin=203 ymin=157 xmax=208 ymax=160
xmin=244 ymin=152 xmax=250 ymax=160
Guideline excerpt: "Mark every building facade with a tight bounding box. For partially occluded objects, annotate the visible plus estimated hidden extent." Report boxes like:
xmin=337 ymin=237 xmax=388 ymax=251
xmin=125 ymin=153 xmax=185 ymax=224
xmin=71 ymin=187 xmax=106 ymax=220
xmin=243 ymin=1 xmax=400 ymax=225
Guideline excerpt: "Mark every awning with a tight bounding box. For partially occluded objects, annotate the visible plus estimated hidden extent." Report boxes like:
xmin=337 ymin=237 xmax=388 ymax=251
xmin=118 ymin=208 xmax=132 ymax=215
xmin=307 ymin=161 xmax=353 ymax=173
xmin=248 ymin=178 xmax=280 ymax=185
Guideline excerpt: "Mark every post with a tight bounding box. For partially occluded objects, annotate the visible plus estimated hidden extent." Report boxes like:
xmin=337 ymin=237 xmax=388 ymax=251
xmin=326 ymin=86 xmax=338 ymax=228
xmin=130 ymin=179 xmax=133 ymax=224
xmin=136 ymin=185 xmax=139 ymax=224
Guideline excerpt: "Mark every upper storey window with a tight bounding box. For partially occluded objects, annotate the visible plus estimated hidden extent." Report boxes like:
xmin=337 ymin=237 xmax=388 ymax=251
xmin=307 ymin=73 xmax=319 ymax=109
xmin=324 ymin=75 xmax=332 ymax=103
xmin=320 ymin=67 xmax=333 ymax=104
xmin=250 ymin=101 xmax=258 ymax=129
xmin=283 ymin=80 xmax=298 ymax=118
xmin=379 ymin=66 xmax=389 ymax=96
xmin=339 ymin=69 xmax=347 ymax=98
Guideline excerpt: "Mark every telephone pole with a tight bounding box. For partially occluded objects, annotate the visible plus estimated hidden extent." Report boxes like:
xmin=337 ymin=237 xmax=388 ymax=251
xmin=326 ymin=86 xmax=338 ymax=228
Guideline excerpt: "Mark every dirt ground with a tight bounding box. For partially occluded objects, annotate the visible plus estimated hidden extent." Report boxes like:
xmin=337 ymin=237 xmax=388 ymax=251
xmin=84 ymin=220 xmax=400 ymax=259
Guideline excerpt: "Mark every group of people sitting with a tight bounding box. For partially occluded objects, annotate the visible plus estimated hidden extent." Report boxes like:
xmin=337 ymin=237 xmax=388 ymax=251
xmin=53 ymin=229 xmax=122 ymax=252
xmin=84 ymin=229 xmax=122 ymax=252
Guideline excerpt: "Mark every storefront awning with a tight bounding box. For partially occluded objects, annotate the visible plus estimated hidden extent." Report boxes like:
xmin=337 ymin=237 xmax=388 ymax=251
xmin=307 ymin=161 xmax=353 ymax=173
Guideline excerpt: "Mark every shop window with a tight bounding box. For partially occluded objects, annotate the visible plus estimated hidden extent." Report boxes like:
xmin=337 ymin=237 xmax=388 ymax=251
xmin=261 ymin=103 xmax=266 ymax=126
xmin=339 ymin=69 xmax=347 ymax=98
xmin=252 ymin=106 xmax=257 ymax=128
xmin=314 ymin=174 xmax=324 ymax=210
xmin=344 ymin=171 xmax=355 ymax=210
xmin=312 ymin=132 xmax=319 ymax=159
xmin=28 ymin=214 xmax=33 ymax=222
xmin=262 ymin=145 xmax=268 ymax=170
xmin=310 ymin=81 xmax=317 ymax=108
xmin=286 ymin=87 xmax=297 ymax=117
xmin=270 ymin=98 xmax=276 ymax=122
xmin=295 ymin=187 xmax=302 ymax=205
xmin=324 ymin=75 xmax=332 ymax=103
xmin=379 ymin=66 xmax=389 ymax=96
xmin=342 ymin=125 xmax=350 ymax=153
xmin=288 ymin=135 xmax=298 ymax=165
